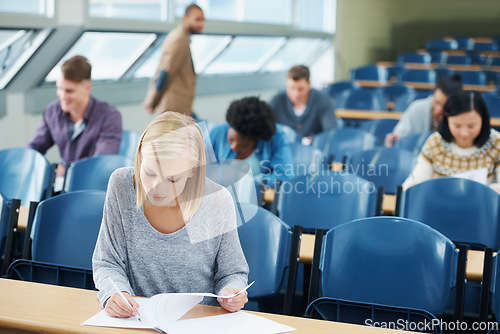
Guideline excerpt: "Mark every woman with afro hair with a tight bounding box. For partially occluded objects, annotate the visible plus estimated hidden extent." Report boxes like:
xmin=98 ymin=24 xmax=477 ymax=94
xmin=209 ymin=96 xmax=294 ymax=186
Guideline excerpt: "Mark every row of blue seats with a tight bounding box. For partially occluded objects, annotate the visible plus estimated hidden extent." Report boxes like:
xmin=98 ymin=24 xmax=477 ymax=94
xmin=351 ymin=65 xmax=500 ymax=87
xmin=425 ymin=37 xmax=500 ymax=52
xmin=324 ymin=80 xmax=500 ymax=117
xmin=3 ymin=166 xmax=499 ymax=328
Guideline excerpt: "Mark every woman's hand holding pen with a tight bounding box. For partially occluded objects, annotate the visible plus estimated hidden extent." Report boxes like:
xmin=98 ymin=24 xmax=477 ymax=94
xmin=104 ymin=291 xmax=141 ymax=318
xmin=217 ymin=287 xmax=248 ymax=312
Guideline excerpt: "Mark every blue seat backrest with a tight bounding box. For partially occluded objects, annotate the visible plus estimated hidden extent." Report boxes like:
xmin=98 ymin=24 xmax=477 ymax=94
xmin=399 ymin=68 xmax=437 ymax=84
xmin=348 ymin=147 xmax=414 ymax=194
xmin=455 ymin=70 xmax=487 ymax=86
xmin=445 ymin=55 xmax=472 ymax=65
xmin=400 ymin=178 xmax=500 ymax=249
xmin=482 ymin=94 xmax=500 ymax=118
xmin=277 ymin=172 xmax=378 ymax=230
xmin=397 ymin=52 xmax=432 ymax=65
xmin=349 ymin=65 xmax=389 ymax=82
xmin=359 ymin=118 xmax=399 ymax=144
xmin=0 ymin=148 xmax=52 ymax=205
xmin=394 ymin=131 xmax=433 ymax=156
xmin=425 ymin=38 xmax=458 ymax=50
xmin=288 ymin=142 xmax=324 ymax=177
xmin=118 ymin=130 xmax=141 ymax=160
xmin=312 ymin=128 xmax=378 ymax=162
xmin=320 ymin=216 xmax=458 ymax=316
xmin=323 ymin=81 xmax=360 ymax=102
xmin=31 ymin=190 xmax=106 ymax=269
xmin=336 ymin=88 xmax=387 ymax=111
xmin=64 ymin=154 xmax=133 ymax=192
xmin=205 ymin=160 xmax=258 ymax=205
xmin=236 ymin=203 xmax=291 ymax=299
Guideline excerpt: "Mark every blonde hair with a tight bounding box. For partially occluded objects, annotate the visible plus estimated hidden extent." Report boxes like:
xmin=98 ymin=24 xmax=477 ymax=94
xmin=134 ymin=112 xmax=206 ymax=222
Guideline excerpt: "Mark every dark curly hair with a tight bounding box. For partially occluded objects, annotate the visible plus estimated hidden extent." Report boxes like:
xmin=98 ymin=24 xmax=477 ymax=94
xmin=226 ymin=96 xmax=276 ymax=141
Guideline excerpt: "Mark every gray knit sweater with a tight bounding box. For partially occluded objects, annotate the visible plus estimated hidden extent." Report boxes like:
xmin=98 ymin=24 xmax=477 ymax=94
xmin=92 ymin=167 xmax=249 ymax=307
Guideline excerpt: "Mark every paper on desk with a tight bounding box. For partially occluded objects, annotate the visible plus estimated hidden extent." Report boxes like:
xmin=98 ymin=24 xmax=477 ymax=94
xmin=81 ymin=282 xmax=254 ymax=329
xmin=81 ymin=294 xmax=203 ymax=329
xmin=451 ymin=167 xmax=488 ymax=185
xmin=159 ymin=311 xmax=296 ymax=334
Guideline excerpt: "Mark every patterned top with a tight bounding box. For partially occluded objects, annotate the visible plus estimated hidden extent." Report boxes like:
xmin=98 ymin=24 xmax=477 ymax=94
xmin=421 ymin=130 xmax=500 ymax=179
xmin=403 ymin=129 xmax=500 ymax=189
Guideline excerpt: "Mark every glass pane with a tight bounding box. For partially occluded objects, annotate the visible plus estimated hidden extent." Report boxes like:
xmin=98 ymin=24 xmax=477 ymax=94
xmin=175 ymin=0 xmax=292 ymax=24
xmin=297 ymin=0 xmax=336 ymax=33
xmin=262 ymin=38 xmax=331 ymax=72
xmin=190 ymin=35 xmax=231 ymax=73
xmin=0 ymin=0 xmax=52 ymax=16
xmin=89 ymin=0 xmax=165 ymax=21
xmin=204 ymin=36 xmax=285 ymax=74
xmin=0 ymin=29 xmax=51 ymax=89
xmin=45 ymin=31 xmax=157 ymax=82
xmin=132 ymin=41 xmax=162 ymax=79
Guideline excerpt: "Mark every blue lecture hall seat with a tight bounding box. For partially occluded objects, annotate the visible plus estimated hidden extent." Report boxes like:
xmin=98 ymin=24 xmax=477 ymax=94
xmin=235 ymin=203 xmax=292 ymax=312
xmin=336 ymin=87 xmax=387 ymax=111
xmin=359 ymin=118 xmax=399 ymax=144
xmin=379 ymin=84 xmax=416 ymax=111
xmin=482 ymin=93 xmax=500 ymax=118
xmin=425 ymin=38 xmax=459 ymax=50
xmin=323 ymin=81 xmax=360 ymax=105
xmin=445 ymin=54 xmax=472 ymax=66
xmin=397 ymin=51 xmax=432 ymax=65
xmin=399 ymin=177 xmax=500 ymax=250
xmin=118 ymin=129 xmax=141 ymax=160
xmin=455 ymin=70 xmax=488 ymax=86
xmin=0 ymin=147 xmax=54 ymax=206
xmin=29 ymin=190 xmax=106 ymax=270
xmin=349 ymin=65 xmax=389 ymax=83
xmin=278 ymin=124 xmax=299 ymax=144
xmin=347 ymin=147 xmax=414 ymax=195
xmin=393 ymin=131 xmax=433 ymax=156
xmin=312 ymin=128 xmax=378 ymax=164
xmin=398 ymin=68 xmax=437 ymax=84
xmin=287 ymin=142 xmax=324 ymax=177
xmin=205 ymin=160 xmax=258 ymax=206
xmin=305 ymin=216 xmax=463 ymax=333
xmin=276 ymin=172 xmax=379 ymax=231
xmin=64 ymin=154 xmax=134 ymax=192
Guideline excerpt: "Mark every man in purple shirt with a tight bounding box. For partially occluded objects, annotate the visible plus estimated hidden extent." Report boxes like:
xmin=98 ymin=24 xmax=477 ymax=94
xmin=28 ymin=55 xmax=122 ymax=178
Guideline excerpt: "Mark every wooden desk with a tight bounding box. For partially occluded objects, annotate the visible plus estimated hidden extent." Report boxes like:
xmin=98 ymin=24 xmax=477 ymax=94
xmin=335 ymin=109 xmax=500 ymax=127
xmin=0 ymin=278 xmax=412 ymax=333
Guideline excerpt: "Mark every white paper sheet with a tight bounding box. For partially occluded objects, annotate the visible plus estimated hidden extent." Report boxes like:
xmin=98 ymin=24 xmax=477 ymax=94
xmin=159 ymin=311 xmax=296 ymax=334
xmin=81 ymin=282 xmax=255 ymax=329
xmin=451 ymin=167 xmax=488 ymax=185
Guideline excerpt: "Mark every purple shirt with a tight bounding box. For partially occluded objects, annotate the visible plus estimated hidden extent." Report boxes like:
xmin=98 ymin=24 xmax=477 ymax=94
xmin=28 ymin=96 xmax=123 ymax=164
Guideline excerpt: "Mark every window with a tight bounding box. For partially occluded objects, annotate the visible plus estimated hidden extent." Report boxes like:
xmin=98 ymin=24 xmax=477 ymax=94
xmin=190 ymin=35 xmax=231 ymax=73
xmin=0 ymin=0 xmax=54 ymax=16
xmin=297 ymin=0 xmax=336 ymax=33
xmin=0 ymin=28 xmax=51 ymax=89
xmin=88 ymin=0 xmax=167 ymax=21
xmin=45 ymin=31 xmax=156 ymax=82
xmin=203 ymin=36 xmax=285 ymax=74
xmin=175 ymin=0 xmax=292 ymax=25
xmin=262 ymin=37 xmax=331 ymax=72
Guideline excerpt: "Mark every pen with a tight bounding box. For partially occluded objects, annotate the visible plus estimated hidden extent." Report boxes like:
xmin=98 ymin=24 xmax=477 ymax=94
xmin=108 ymin=277 xmax=141 ymax=321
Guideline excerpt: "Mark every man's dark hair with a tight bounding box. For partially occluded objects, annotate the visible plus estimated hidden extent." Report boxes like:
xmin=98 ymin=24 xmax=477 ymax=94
xmin=61 ymin=55 xmax=91 ymax=82
xmin=226 ymin=96 xmax=276 ymax=141
xmin=185 ymin=3 xmax=203 ymax=16
xmin=438 ymin=90 xmax=491 ymax=147
xmin=288 ymin=65 xmax=310 ymax=81
xmin=436 ymin=73 xmax=462 ymax=96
